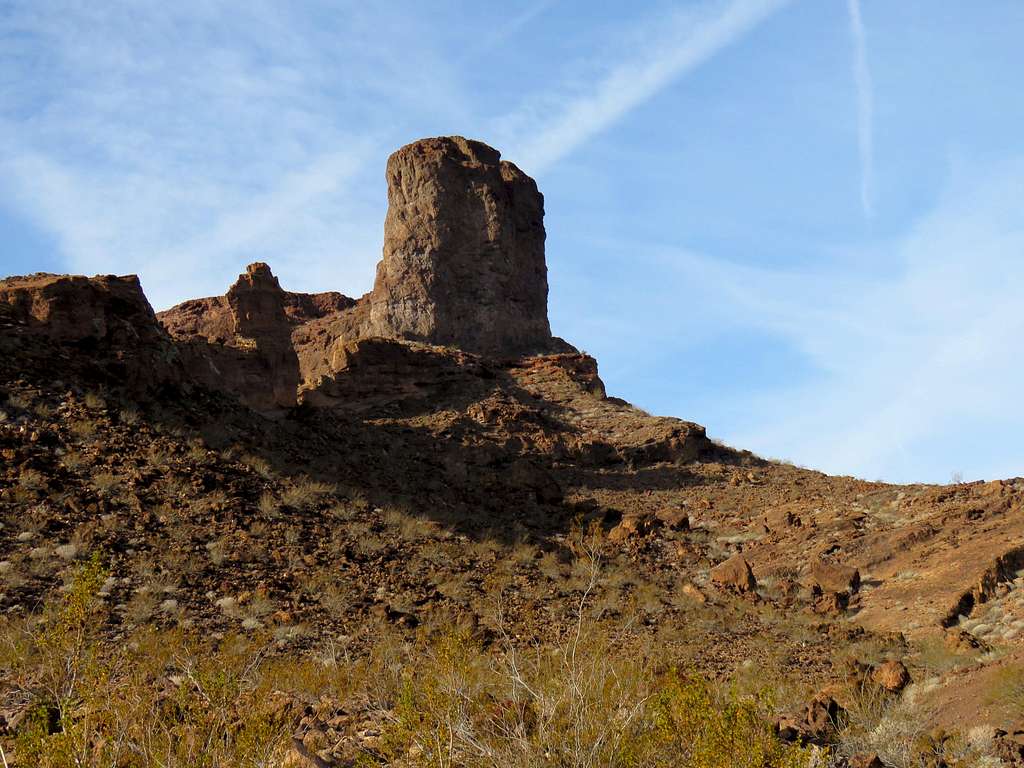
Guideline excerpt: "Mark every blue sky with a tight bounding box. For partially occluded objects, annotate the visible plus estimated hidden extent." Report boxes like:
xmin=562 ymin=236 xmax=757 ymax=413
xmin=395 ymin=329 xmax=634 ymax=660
xmin=2 ymin=0 xmax=1023 ymax=483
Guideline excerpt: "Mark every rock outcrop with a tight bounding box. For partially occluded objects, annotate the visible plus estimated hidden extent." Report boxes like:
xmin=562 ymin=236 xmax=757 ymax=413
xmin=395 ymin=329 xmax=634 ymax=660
xmin=159 ymin=136 xmax=568 ymax=409
xmin=0 ymin=272 xmax=181 ymax=393
xmin=163 ymin=263 xmax=302 ymax=410
xmin=364 ymin=136 xmax=555 ymax=355
xmin=1 ymin=273 xmax=163 ymax=346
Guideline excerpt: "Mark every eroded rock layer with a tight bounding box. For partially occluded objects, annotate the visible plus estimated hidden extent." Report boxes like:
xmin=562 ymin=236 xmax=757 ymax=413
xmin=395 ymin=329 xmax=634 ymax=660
xmin=366 ymin=136 xmax=554 ymax=354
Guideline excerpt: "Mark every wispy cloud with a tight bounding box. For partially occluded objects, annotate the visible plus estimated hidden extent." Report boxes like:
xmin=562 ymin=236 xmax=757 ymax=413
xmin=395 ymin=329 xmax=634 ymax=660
xmin=570 ymin=158 xmax=1024 ymax=483
xmin=502 ymin=0 xmax=793 ymax=173
xmin=0 ymin=2 xmax=466 ymax=308
xmin=846 ymin=0 xmax=875 ymax=218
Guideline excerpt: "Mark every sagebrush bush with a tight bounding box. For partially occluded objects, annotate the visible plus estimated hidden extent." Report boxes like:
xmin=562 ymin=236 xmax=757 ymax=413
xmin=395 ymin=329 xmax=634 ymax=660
xmin=0 ymin=554 xmax=834 ymax=768
xmin=371 ymin=626 xmax=821 ymax=768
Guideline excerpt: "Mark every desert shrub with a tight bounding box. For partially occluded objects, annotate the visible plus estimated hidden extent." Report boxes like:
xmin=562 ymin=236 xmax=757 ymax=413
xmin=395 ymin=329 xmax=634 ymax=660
xmin=241 ymin=453 xmax=274 ymax=479
xmin=2 ymin=558 xmax=830 ymax=768
xmin=82 ymin=392 xmax=106 ymax=411
xmin=18 ymin=468 xmax=47 ymax=491
xmin=384 ymin=506 xmax=435 ymax=541
xmin=4 ymin=564 xmax=292 ymax=767
xmin=69 ymin=418 xmax=98 ymax=439
xmin=257 ymin=491 xmax=280 ymax=518
xmin=835 ymin=681 xmax=1002 ymax=768
xmin=281 ymin=477 xmax=334 ymax=510
xmin=119 ymin=406 xmax=140 ymax=425
xmin=372 ymin=627 xmax=820 ymax=768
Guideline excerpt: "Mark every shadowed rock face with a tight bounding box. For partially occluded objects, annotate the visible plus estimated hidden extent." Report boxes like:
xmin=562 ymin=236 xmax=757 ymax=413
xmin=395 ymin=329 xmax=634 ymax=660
xmin=365 ymin=136 xmax=553 ymax=355
xmin=0 ymin=272 xmax=182 ymax=393
xmin=155 ymin=263 xmax=303 ymax=411
xmin=0 ymin=273 xmax=162 ymax=345
xmin=223 ymin=263 xmax=300 ymax=410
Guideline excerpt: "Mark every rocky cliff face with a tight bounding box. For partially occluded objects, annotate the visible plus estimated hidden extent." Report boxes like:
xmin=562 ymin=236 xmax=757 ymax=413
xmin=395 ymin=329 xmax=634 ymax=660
xmin=365 ymin=136 xmax=554 ymax=355
xmin=156 ymin=136 xmax=568 ymax=410
xmin=160 ymin=263 xmax=301 ymax=411
xmin=0 ymin=272 xmax=181 ymax=393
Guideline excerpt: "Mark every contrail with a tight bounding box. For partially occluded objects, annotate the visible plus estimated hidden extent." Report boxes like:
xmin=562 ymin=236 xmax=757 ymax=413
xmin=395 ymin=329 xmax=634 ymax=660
xmin=846 ymin=0 xmax=874 ymax=219
xmin=512 ymin=0 xmax=794 ymax=173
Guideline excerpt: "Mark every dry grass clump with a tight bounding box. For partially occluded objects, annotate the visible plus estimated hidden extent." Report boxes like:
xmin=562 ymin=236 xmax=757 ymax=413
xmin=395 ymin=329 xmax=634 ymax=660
xmin=18 ymin=468 xmax=47 ymax=491
xmin=836 ymin=682 xmax=999 ymax=768
xmin=69 ymin=418 xmax=98 ymax=439
xmin=383 ymin=506 xmax=435 ymax=541
xmin=90 ymin=471 xmax=121 ymax=495
xmin=240 ymin=453 xmax=275 ymax=480
xmin=118 ymin=406 xmax=140 ymax=426
xmin=82 ymin=391 xmax=106 ymax=411
xmin=280 ymin=477 xmax=334 ymax=511
xmin=986 ymin=662 xmax=1024 ymax=711
xmin=257 ymin=491 xmax=279 ymax=518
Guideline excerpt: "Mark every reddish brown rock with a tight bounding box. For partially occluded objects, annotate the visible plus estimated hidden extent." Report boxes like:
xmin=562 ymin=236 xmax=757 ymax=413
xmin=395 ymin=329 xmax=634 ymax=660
xmin=710 ymin=554 xmax=757 ymax=593
xmin=0 ymin=272 xmax=181 ymax=392
xmin=655 ymin=506 xmax=690 ymax=531
xmin=607 ymin=512 xmax=661 ymax=544
xmin=0 ymin=273 xmax=159 ymax=344
xmin=365 ymin=136 xmax=557 ymax=356
xmin=809 ymin=561 xmax=861 ymax=594
xmin=871 ymin=659 xmax=911 ymax=693
xmin=993 ymin=729 xmax=1024 ymax=764
xmin=766 ymin=507 xmax=800 ymax=532
xmin=162 ymin=263 xmax=301 ymax=410
xmin=680 ymin=582 xmax=709 ymax=604
xmin=775 ymin=693 xmax=844 ymax=745
xmin=160 ymin=137 xmax=573 ymax=409
xmin=944 ymin=628 xmax=989 ymax=653
xmin=812 ymin=589 xmax=850 ymax=615
xmin=225 ymin=263 xmax=300 ymax=409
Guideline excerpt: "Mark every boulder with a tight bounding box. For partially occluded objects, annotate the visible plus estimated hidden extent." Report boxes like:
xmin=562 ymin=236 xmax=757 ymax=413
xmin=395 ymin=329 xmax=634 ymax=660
xmin=655 ymin=506 xmax=690 ymax=531
xmin=607 ymin=512 xmax=661 ymax=544
xmin=944 ymin=628 xmax=989 ymax=653
xmin=710 ymin=554 xmax=757 ymax=593
xmin=812 ymin=589 xmax=849 ymax=615
xmin=809 ymin=561 xmax=861 ymax=594
xmin=765 ymin=507 xmax=800 ymax=532
xmin=680 ymin=583 xmax=708 ymax=604
xmin=871 ymin=659 xmax=911 ymax=693
xmin=775 ymin=693 xmax=844 ymax=745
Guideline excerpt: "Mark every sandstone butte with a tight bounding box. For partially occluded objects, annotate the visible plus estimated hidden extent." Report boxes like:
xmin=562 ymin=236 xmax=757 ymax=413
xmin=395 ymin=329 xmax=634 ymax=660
xmin=2 ymin=136 xmax=1024 ymax=756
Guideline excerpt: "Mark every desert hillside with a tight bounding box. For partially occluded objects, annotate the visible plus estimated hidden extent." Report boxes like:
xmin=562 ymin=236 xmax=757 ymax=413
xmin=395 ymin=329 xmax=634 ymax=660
xmin=2 ymin=137 xmax=1023 ymax=767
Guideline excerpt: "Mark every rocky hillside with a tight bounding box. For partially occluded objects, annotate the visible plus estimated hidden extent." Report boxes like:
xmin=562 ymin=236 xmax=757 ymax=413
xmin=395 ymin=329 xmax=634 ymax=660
xmin=3 ymin=137 xmax=1024 ymax=765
